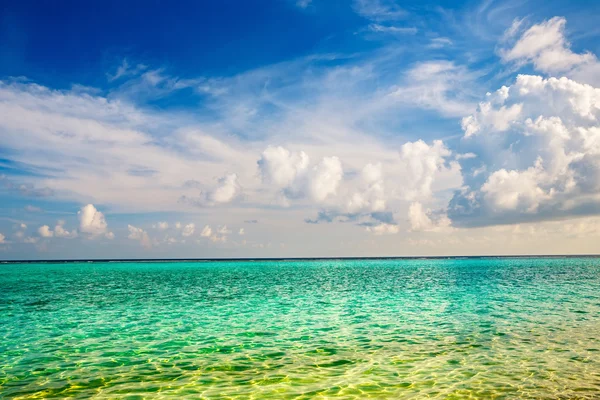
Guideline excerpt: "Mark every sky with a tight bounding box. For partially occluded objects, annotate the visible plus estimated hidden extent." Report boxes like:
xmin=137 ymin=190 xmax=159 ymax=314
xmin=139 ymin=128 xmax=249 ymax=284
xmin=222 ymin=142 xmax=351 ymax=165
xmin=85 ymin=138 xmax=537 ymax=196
xmin=1 ymin=0 xmax=600 ymax=259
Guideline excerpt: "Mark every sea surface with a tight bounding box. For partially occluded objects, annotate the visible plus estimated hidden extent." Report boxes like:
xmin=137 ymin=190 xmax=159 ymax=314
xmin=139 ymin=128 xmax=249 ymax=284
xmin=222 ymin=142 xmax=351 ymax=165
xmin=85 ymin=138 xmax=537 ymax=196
xmin=1 ymin=257 xmax=600 ymax=399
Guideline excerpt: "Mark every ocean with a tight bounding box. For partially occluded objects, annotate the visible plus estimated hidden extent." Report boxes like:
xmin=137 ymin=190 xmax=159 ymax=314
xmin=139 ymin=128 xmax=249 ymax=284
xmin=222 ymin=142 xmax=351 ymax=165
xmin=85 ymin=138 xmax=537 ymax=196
xmin=1 ymin=257 xmax=599 ymax=398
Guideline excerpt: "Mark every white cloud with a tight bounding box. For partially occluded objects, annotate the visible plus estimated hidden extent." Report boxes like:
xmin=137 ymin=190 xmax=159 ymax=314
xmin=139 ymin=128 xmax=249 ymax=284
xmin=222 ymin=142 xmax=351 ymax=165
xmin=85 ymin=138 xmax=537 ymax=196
xmin=399 ymin=140 xmax=453 ymax=201
xmin=308 ymin=156 xmax=343 ymax=202
xmin=261 ymin=141 xmax=459 ymax=231
xmin=127 ymin=225 xmax=151 ymax=248
xmin=366 ymin=223 xmax=399 ymax=235
xmin=353 ymin=0 xmax=407 ymax=22
xmin=12 ymin=17 xmax=595 ymax=255
xmin=155 ymin=221 xmax=169 ymax=230
xmin=210 ymin=173 xmax=240 ymax=203
xmin=0 ymin=47 xmax=469 ymax=228
xmin=427 ymin=37 xmax=453 ymax=49
xmin=24 ymin=237 xmax=38 ymax=244
xmin=78 ymin=204 xmax=111 ymax=237
xmin=0 ymin=80 xmax=252 ymax=213
xmin=199 ymin=224 xmax=228 ymax=242
xmin=107 ymin=59 xmax=148 ymax=82
xmin=461 ymin=87 xmax=522 ymax=138
xmin=0 ymin=233 xmax=5 ymax=243
xmin=451 ymin=73 xmax=600 ymax=226
xmin=481 ymin=159 xmax=551 ymax=213
xmin=181 ymin=173 xmax=241 ymax=207
xmin=238 ymin=228 xmax=245 ymax=235
xmin=54 ymin=220 xmax=78 ymax=239
xmin=345 ymin=163 xmax=386 ymax=213
xmin=456 ymin=153 xmax=477 ymax=160
xmin=408 ymin=202 xmax=452 ymax=232
xmin=368 ymin=24 xmax=417 ymax=35
xmin=389 ymin=61 xmax=478 ymax=118
xmin=38 ymin=225 xmax=54 ymax=238
xmin=182 ymin=223 xmax=195 ymax=237
xmin=501 ymin=17 xmax=595 ymax=74
xmin=217 ymin=225 xmax=231 ymax=235
xmin=200 ymin=225 xmax=212 ymax=237
xmin=258 ymin=146 xmax=343 ymax=204
xmin=258 ymin=146 xmax=309 ymax=188
xmin=209 ymin=234 xmax=227 ymax=243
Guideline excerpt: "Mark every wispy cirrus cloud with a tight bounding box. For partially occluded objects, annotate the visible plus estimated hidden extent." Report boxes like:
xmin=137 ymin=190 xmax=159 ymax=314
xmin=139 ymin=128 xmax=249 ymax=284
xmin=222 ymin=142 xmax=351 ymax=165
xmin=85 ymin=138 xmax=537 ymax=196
xmin=352 ymin=0 xmax=408 ymax=22
xmin=107 ymin=59 xmax=148 ymax=82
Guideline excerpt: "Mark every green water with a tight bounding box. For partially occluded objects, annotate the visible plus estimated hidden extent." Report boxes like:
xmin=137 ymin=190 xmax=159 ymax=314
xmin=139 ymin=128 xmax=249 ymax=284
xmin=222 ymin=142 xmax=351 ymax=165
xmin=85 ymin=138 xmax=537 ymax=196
xmin=1 ymin=258 xmax=600 ymax=399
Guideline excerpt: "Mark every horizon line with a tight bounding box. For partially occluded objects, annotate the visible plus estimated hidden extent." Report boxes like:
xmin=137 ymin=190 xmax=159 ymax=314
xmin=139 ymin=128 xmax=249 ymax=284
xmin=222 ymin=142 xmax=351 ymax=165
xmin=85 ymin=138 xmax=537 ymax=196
xmin=2 ymin=254 xmax=600 ymax=263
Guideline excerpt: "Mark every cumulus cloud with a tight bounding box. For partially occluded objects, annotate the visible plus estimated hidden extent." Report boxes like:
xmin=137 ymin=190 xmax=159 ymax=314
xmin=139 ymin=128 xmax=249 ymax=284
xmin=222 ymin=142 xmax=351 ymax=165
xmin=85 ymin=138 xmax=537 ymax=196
xmin=309 ymin=157 xmax=343 ymax=202
xmin=258 ymin=146 xmax=309 ymax=188
xmin=35 ymin=220 xmax=79 ymax=241
xmin=258 ymin=146 xmax=343 ymax=204
xmin=449 ymin=73 xmax=600 ymax=226
xmin=54 ymin=220 xmax=78 ymax=239
xmin=181 ymin=173 xmax=241 ymax=207
xmin=257 ymin=146 xmax=310 ymax=189
xmin=199 ymin=224 xmax=227 ymax=242
xmin=155 ymin=221 xmax=169 ymax=230
xmin=78 ymin=204 xmax=113 ymax=238
xmin=481 ymin=159 xmax=549 ymax=213
xmin=209 ymin=234 xmax=227 ymax=243
xmin=210 ymin=174 xmax=240 ymax=203
xmin=398 ymin=140 xmax=453 ymax=201
xmin=345 ymin=163 xmax=386 ymax=213
xmin=217 ymin=225 xmax=231 ymax=234
xmin=408 ymin=202 xmax=452 ymax=232
xmin=127 ymin=225 xmax=151 ymax=248
xmin=0 ymin=233 xmax=5 ymax=243
xmin=38 ymin=225 xmax=54 ymax=238
xmin=293 ymin=140 xmax=459 ymax=231
xmin=182 ymin=223 xmax=195 ymax=237
xmin=200 ymin=225 xmax=212 ymax=237
xmin=461 ymin=86 xmax=522 ymax=138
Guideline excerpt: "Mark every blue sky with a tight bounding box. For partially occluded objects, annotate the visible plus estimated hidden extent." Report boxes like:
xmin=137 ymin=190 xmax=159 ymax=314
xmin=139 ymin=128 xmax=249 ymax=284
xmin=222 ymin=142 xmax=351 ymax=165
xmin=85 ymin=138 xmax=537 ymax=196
xmin=2 ymin=0 xmax=600 ymax=259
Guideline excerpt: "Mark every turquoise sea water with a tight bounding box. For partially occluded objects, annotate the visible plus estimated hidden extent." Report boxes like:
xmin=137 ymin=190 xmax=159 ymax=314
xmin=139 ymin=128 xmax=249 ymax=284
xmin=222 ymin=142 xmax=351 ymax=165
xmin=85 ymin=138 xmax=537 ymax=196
xmin=1 ymin=257 xmax=600 ymax=398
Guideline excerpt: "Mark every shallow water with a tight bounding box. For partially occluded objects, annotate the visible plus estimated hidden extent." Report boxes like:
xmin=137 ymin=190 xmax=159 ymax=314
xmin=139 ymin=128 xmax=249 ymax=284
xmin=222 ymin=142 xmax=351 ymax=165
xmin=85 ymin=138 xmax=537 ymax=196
xmin=1 ymin=258 xmax=600 ymax=398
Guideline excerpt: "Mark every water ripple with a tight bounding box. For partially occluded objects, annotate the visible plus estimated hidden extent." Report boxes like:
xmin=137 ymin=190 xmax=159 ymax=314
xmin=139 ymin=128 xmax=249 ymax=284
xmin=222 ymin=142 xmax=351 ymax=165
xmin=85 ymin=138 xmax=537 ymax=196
xmin=1 ymin=258 xmax=600 ymax=398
